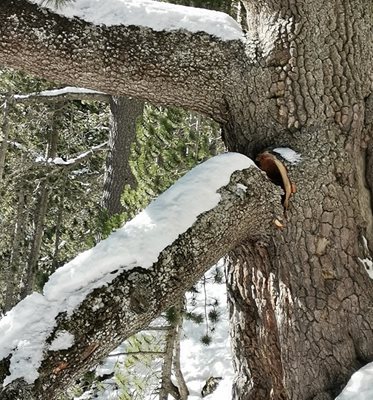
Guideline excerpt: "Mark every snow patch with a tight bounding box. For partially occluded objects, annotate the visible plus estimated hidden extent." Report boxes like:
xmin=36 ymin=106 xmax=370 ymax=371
xmin=84 ymin=263 xmax=234 ymax=400
xmin=0 ymin=293 xmax=54 ymax=385
xmin=49 ymin=331 xmax=75 ymax=351
xmin=52 ymin=156 xmax=75 ymax=165
xmin=236 ymin=183 xmax=247 ymax=192
xmin=0 ymin=153 xmax=254 ymax=386
xmin=14 ymin=86 xmax=104 ymax=100
xmin=362 ymin=236 xmax=369 ymax=252
xmin=273 ymin=147 xmax=302 ymax=165
xmin=336 ymin=362 xmax=373 ymax=400
xmin=33 ymin=0 xmax=244 ymax=42
xmin=358 ymin=258 xmax=373 ymax=279
xmin=181 ymin=265 xmax=233 ymax=399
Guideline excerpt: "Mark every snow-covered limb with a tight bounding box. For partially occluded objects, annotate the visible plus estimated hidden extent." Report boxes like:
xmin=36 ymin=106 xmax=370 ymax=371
xmin=47 ymin=141 xmax=108 ymax=166
xmin=0 ymin=0 xmax=246 ymax=121
xmin=34 ymin=0 xmax=244 ymax=42
xmin=0 ymin=154 xmax=282 ymax=399
xmin=11 ymin=87 xmax=109 ymax=104
xmin=5 ymin=142 xmax=108 ymax=181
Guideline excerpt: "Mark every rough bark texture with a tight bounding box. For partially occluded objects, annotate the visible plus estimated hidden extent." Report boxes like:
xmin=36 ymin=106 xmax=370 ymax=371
xmin=102 ymin=97 xmax=144 ymax=216
xmin=224 ymin=0 xmax=373 ymax=399
xmin=227 ymin=134 xmax=373 ymax=399
xmin=0 ymin=0 xmax=244 ymax=122
xmin=0 ymin=167 xmax=283 ymax=399
xmin=0 ymin=0 xmax=372 ymax=399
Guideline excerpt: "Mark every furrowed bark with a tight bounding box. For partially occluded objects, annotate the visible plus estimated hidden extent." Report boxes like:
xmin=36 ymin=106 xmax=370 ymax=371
xmin=0 ymin=0 xmax=372 ymax=398
xmin=227 ymin=131 xmax=373 ymax=400
xmin=0 ymin=0 xmax=246 ymax=122
xmin=224 ymin=0 xmax=373 ymax=397
xmin=0 ymin=166 xmax=283 ymax=400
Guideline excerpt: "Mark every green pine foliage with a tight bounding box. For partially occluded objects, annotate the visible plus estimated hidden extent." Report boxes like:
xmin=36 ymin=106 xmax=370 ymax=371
xmin=201 ymin=334 xmax=213 ymax=346
xmin=114 ymin=333 xmax=164 ymax=400
xmin=0 ymin=64 xmax=226 ymax=397
xmin=121 ymin=105 xmax=223 ymax=221
xmin=0 ymin=68 xmax=110 ymax=302
xmin=0 ymin=68 xmax=52 ymax=94
xmin=184 ymin=264 xmax=224 ymax=345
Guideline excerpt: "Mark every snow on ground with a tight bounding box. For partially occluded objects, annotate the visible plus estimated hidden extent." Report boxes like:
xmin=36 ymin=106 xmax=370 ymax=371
xmin=74 ymin=264 xmax=234 ymax=400
xmin=0 ymin=153 xmax=254 ymax=387
xmin=336 ymin=362 xmax=373 ymax=400
xmin=33 ymin=0 xmax=244 ymax=41
xmin=181 ymin=266 xmax=233 ymax=400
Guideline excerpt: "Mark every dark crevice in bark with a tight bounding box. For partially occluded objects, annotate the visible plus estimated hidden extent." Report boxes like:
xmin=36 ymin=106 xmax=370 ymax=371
xmin=362 ymin=93 xmax=373 ymax=253
xmin=362 ymin=143 xmax=373 ymax=254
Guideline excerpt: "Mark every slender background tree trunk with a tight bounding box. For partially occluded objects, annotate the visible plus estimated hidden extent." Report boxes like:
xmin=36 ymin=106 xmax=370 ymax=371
xmin=102 ymin=96 xmax=144 ymax=217
xmin=4 ymin=180 xmax=27 ymax=312
xmin=21 ymin=103 xmax=63 ymax=297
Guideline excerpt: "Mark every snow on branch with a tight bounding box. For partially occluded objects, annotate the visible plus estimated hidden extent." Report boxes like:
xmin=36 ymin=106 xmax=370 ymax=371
xmin=11 ymin=87 xmax=109 ymax=104
xmin=0 ymin=153 xmax=283 ymax=399
xmin=5 ymin=141 xmax=108 ymax=182
xmin=41 ymin=141 xmax=108 ymax=167
xmin=33 ymin=0 xmax=244 ymax=42
xmin=0 ymin=0 xmax=246 ymax=120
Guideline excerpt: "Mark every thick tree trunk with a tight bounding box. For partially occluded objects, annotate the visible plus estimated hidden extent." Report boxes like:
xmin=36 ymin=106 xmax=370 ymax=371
xmin=227 ymin=134 xmax=373 ymax=399
xmin=0 ymin=0 xmax=371 ymax=398
xmin=225 ymin=0 xmax=373 ymax=399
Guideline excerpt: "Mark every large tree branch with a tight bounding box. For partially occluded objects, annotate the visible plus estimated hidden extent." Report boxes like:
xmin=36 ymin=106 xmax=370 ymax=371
xmin=0 ymin=0 xmax=246 ymax=122
xmin=0 ymin=158 xmax=283 ymax=400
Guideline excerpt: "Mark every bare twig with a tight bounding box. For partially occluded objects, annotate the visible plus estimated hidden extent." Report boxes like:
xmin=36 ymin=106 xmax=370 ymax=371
xmin=107 ymin=351 xmax=165 ymax=358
